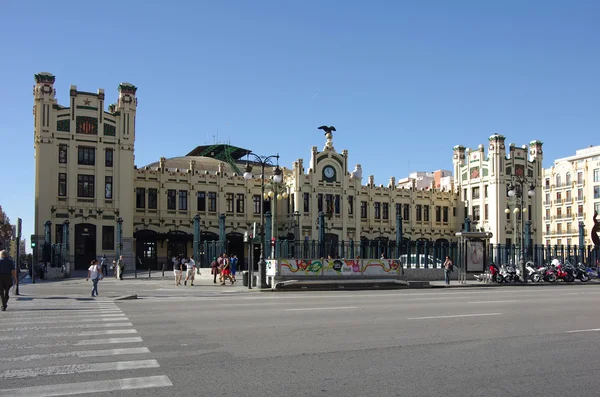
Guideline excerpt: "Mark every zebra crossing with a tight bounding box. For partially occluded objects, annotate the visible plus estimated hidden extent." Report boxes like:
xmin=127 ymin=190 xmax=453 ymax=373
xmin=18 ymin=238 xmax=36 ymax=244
xmin=0 ymin=297 xmax=172 ymax=396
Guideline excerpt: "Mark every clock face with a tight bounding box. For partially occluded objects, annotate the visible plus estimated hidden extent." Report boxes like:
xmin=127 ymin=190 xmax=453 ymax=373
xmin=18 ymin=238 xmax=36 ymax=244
xmin=323 ymin=165 xmax=335 ymax=181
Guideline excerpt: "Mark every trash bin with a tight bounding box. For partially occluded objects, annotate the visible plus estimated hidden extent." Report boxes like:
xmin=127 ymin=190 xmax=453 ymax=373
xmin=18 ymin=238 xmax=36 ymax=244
xmin=242 ymin=271 xmax=249 ymax=287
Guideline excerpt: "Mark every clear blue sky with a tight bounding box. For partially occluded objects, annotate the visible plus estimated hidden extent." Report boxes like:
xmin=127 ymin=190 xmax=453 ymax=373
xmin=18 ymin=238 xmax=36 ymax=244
xmin=1 ymin=0 xmax=599 ymax=248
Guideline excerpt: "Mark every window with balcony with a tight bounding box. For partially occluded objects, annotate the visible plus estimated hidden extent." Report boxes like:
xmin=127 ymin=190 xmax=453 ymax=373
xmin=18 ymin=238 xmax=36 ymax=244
xmin=566 ymin=206 xmax=572 ymax=217
xmin=556 ymin=192 xmax=562 ymax=202
xmin=78 ymin=147 xmax=95 ymax=166
xmin=148 ymin=188 xmax=157 ymax=209
xmin=565 ymin=172 xmax=571 ymax=185
xmin=566 ymin=222 xmax=572 ymax=234
xmin=179 ymin=190 xmax=188 ymax=211
xmin=545 ymin=208 xmax=550 ymax=219
xmin=577 ymin=172 xmax=583 ymax=184
xmin=545 ymin=193 xmax=550 ymax=204
xmin=566 ymin=190 xmax=571 ymax=202
xmin=557 ymin=223 xmax=562 ymax=234
xmin=545 ymin=178 xmax=550 ymax=189
xmin=197 ymin=192 xmax=206 ymax=211
xmin=472 ymin=187 xmax=480 ymax=199
xmin=546 ymin=224 xmax=550 ymax=234
xmin=136 ymin=188 xmax=145 ymax=209
xmin=557 ymin=208 xmax=562 ymax=218
xmin=578 ymin=205 xmax=584 ymax=217
xmin=77 ymin=174 xmax=94 ymax=198
xmin=167 ymin=189 xmax=176 ymax=210
xmin=578 ymin=188 xmax=583 ymax=201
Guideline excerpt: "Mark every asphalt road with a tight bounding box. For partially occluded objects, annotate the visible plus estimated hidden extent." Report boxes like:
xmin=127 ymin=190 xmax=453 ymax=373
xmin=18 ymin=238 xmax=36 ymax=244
xmin=2 ymin=280 xmax=600 ymax=396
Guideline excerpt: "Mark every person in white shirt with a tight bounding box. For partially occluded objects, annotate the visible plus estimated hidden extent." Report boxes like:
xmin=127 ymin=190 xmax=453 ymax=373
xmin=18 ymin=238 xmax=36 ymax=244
xmin=86 ymin=260 xmax=103 ymax=297
xmin=184 ymin=257 xmax=196 ymax=286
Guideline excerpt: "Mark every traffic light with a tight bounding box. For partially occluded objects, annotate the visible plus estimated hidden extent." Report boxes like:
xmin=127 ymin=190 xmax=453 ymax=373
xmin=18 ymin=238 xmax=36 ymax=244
xmin=30 ymin=234 xmax=36 ymax=248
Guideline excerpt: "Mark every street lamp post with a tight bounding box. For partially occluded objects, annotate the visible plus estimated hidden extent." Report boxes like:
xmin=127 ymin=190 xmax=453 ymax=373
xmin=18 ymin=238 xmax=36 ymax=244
xmin=293 ymin=211 xmax=301 ymax=258
xmin=243 ymin=152 xmax=281 ymax=289
xmin=505 ymin=177 xmax=535 ymax=282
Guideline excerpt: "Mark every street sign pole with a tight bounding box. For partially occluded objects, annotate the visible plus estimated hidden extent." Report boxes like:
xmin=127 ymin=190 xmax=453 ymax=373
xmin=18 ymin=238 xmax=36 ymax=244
xmin=15 ymin=218 xmax=22 ymax=295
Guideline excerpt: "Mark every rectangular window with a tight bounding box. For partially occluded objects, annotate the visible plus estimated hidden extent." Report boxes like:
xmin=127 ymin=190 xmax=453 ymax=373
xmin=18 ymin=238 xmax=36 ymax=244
xmin=577 ymin=172 xmax=583 ymax=184
xmin=595 ymin=203 xmax=600 ymax=214
xmin=179 ymin=190 xmax=188 ymax=210
xmin=546 ymin=224 xmax=550 ymax=234
xmin=595 ymin=186 xmax=600 ymax=199
xmin=325 ymin=194 xmax=333 ymax=214
xmin=484 ymin=185 xmax=488 ymax=198
xmin=226 ymin=193 xmax=234 ymax=212
xmin=545 ymin=208 xmax=550 ymax=219
xmin=578 ymin=205 xmax=584 ymax=217
xmin=566 ymin=206 xmax=572 ymax=217
xmin=77 ymin=146 xmax=95 ymax=166
xmin=484 ymin=204 xmax=489 ymax=220
xmin=105 ymin=176 xmax=112 ymax=199
xmin=557 ymin=223 xmax=562 ymax=234
xmin=403 ymin=204 xmax=410 ymax=221
xmin=472 ymin=187 xmax=480 ymax=199
xmin=236 ymin=194 xmax=245 ymax=213
xmin=253 ymin=195 xmax=261 ymax=214
xmin=102 ymin=226 xmax=115 ymax=251
xmin=463 ymin=189 xmax=467 ymax=200
xmin=148 ymin=188 xmax=157 ymax=209
xmin=374 ymin=202 xmax=381 ymax=219
xmin=136 ymin=188 xmax=145 ymax=208
xmin=208 ymin=192 xmax=217 ymax=212
xmin=59 ymin=144 xmax=67 ymax=164
xmin=197 ymin=192 xmax=206 ymax=211
xmin=348 ymin=196 xmax=354 ymax=215
xmin=167 ymin=189 xmax=176 ymax=210
xmin=472 ymin=205 xmax=480 ymax=222
xmin=424 ymin=205 xmax=429 ymax=222
xmin=435 ymin=206 xmax=441 ymax=222
xmin=443 ymin=206 xmax=449 ymax=223
xmin=556 ymin=192 xmax=562 ymax=201
xmin=545 ymin=193 xmax=550 ymax=204
xmin=416 ymin=205 xmax=422 ymax=222
xmin=360 ymin=201 xmax=367 ymax=219
xmin=105 ymin=149 xmax=113 ymax=167
xmin=578 ymin=188 xmax=583 ymax=201
xmin=334 ymin=195 xmax=340 ymax=214
xmin=382 ymin=203 xmax=389 ymax=220
xmin=557 ymin=207 xmax=562 ymax=218
xmin=303 ymin=193 xmax=310 ymax=213
xmin=318 ymin=194 xmax=323 ymax=212
xmin=594 ymin=169 xmax=600 ymax=183
xmin=58 ymin=173 xmax=67 ymax=196
xmin=77 ymin=174 xmax=94 ymax=198
xmin=545 ymin=178 xmax=550 ymax=189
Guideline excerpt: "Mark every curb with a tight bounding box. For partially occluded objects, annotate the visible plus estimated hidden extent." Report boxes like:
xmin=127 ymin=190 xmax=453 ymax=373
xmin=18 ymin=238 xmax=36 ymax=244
xmin=114 ymin=294 xmax=138 ymax=300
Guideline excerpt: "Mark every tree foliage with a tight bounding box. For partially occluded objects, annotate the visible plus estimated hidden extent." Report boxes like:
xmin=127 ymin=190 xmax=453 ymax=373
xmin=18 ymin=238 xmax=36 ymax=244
xmin=0 ymin=206 xmax=14 ymax=248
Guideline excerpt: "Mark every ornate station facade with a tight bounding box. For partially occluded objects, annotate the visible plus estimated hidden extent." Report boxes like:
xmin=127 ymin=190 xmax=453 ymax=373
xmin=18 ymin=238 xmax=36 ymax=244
xmin=33 ymin=73 xmax=545 ymax=272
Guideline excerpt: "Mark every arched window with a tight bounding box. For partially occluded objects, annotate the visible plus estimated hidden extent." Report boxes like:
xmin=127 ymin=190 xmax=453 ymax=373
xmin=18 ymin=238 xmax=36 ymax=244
xmin=565 ymin=172 xmax=571 ymax=185
xmin=556 ymin=174 xmax=561 ymax=187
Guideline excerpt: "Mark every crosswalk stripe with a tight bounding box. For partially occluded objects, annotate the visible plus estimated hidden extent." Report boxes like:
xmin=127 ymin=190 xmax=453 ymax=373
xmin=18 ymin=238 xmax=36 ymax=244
xmin=75 ymin=336 xmax=143 ymax=345
xmin=0 ymin=322 xmax=134 ymax=332
xmin=0 ymin=347 xmax=151 ymax=363
xmin=0 ymin=336 xmax=144 ymax=352
xmin=4 ymin=317 xmax=130 ymax=326
xmin=0 ymin=329 xmax=137 ymax=341
xmin=1 ymin=309 xmax=123 ymax=317
xmin=0 ymin=359 xmax=160 ymax=380
xmin=0 ymin=375 xmax=173 ymax=396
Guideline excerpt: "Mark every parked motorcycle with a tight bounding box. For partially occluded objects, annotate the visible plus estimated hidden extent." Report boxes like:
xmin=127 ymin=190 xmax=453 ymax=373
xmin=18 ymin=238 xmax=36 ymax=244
xmin=573 ymin=262 xmax=590 ymax=282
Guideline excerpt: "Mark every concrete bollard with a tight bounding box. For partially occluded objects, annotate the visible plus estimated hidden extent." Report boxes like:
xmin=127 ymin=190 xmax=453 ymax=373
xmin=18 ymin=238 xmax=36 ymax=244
xmin=162 ymin=263 xmax=165 ymax=277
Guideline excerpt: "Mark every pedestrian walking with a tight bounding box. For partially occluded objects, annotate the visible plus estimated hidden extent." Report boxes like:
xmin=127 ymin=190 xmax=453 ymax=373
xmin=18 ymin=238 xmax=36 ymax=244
xmin=211 ymin=257 xmax=219 ymax=284
xmin=230 ymin=254 xmax=238 ymax=282
xmin=221 ymin=254 xmax=234 ymax=285
xmin=116 ymin=255 xmax=125 ymax=280
xmin=86 ymin=259 xmax=103 ymax=297
xmin=184 ymin=256 xmax=196 ymax=286
xmin=0 ymin=250 xmax=17 ymax=311
xmin=100 ymin=254 xmax=108 ymax=277
xmin=443 ymin=256 xmax=454 ymax=285
xmin=173 ymin=256 xmax=182 ymax=286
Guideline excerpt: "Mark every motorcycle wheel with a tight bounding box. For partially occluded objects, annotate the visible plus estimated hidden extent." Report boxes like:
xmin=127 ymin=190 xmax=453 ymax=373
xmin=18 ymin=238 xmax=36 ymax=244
xmin=532 ymin=274 xmax=541 ymax=283
xmin=546 ymin=274 xmax=557 ymax=283
xmin=566 ymin=275 xmax=575 ymax=283
xmin=580 ymin=273 xmax=590 ymax=282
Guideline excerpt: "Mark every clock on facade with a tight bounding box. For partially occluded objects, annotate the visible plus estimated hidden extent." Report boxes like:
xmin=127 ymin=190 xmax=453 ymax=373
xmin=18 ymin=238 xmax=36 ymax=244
xmin=323 ymin=165 xmax=336 ymax=182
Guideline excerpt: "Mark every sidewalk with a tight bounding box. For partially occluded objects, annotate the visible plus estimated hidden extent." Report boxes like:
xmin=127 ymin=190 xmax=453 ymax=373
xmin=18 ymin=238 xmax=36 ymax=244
xmin=428 ymin=279 xmax=600 ymax=288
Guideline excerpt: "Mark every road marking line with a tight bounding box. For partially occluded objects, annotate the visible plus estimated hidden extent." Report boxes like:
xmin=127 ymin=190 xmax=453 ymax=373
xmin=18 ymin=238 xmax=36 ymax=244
xmin=0 ymin=347 xmax=151 ymax=363
xmin=566 ymin=328 xmax=600 ymax=333
xmin=467 ymin=300 xmax=517 ymax=304
xmin=285 ymin=306 xmax=358 ymax=311
xmin=407 ymin=313 xmax=502 ymax=320
xmin=3 ymin=318 xmax=130 ymax=326
xmin=0 ymin=359 xmax=161 ymax=380
xmin=75 ymin=336 xmax=143 ymax=345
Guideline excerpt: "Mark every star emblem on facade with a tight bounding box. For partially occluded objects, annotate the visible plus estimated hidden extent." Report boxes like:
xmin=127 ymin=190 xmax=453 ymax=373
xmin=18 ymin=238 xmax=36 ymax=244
xmin=83 ymin=98 xmax=92 ymax=106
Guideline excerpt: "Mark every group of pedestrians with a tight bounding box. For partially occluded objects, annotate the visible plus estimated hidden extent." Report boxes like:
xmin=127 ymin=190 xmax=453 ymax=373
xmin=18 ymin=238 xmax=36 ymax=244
xmin=211 ymin=254 xmax=238 ymax=285
xmin=99 ymin=254 xmax=125 ymax=280
xmin=172 ymin=254 xmax=196 ymax=286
